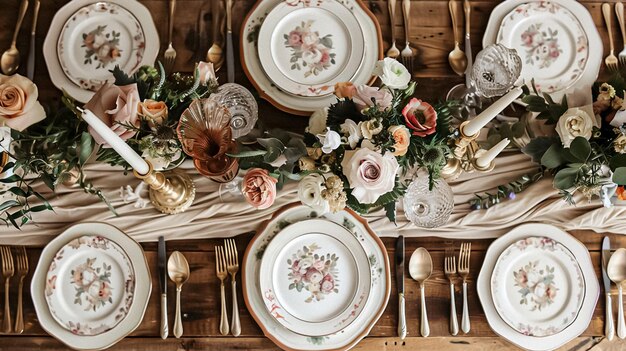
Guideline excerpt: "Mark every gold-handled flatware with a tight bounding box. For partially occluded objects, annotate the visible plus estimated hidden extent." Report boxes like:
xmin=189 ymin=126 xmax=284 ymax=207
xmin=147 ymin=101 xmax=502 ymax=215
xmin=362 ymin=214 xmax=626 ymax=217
xmin=164 ymin=0 xmax=178 ymax=73
xmin=458 ymin=242 xmax=471 ymax=334
xmin=444 ymin=251 xmax=459 ymax=336
xmin=400 ymin=0 xmax=415 ymax=73
xmin=167 ymin=251 xmax=190 ymax=339
xmin=409 ymin=247 xmax=432 ymax=337
xmin=27 ymin=0 xmax=40 ymax=80
xmin=603 ymin=3 xmax=619 ymax=72
xmin=14 ymin=247 xmax=28 ymax=334
xmin=617 ymin=2 xmax=626 ymax=67
xmin=207 ymin=0 xmax=224 ymax=71
xmin=448 ymin=0 xmax=467 ymax=75
xmin=225 ymin=239 xmax=240 ymax=337
xmin=1 ymin=0 xmax=29 ymax=75
xmin=608 ymin=248 xmax=626 ymax=339
xmin=386 ymin=0 xmax=400 ymax=59
xmin=216 ymin=245 xmax=230 ymax=336
xmin=1 ymin=246 xmax=14 ymax=333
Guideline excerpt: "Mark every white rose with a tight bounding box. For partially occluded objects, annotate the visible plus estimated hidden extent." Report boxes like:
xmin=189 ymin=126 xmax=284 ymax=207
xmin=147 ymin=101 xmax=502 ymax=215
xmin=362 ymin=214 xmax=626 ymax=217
xmin=302 ymin=49 xmax=322 ymax=65
xmin=302 ymin=32 xmax=320 ymax=47
xmin=93 ymin=34 xmax=107 ymax=49
xmin=316 ymin=128 xmax=341 ymax=154
xmin=372 ymin=57 xmax=411 ymax=90
xmin=298 ymin=173 xmax=331 ymax=213
xmin=340 ymin=119 xmax=362 ymax=148
xmin=555 ymin=106 xmax=598 ymax=148
xmin=97 ymin=44 xmax=111 ymax=58
xmin=307 ymin=108 xmax=328 ymax=134
xmin=359 ymin=119 xmax=383 ymax=139
xmin=341 ymin=148 xmax=400 ymax=204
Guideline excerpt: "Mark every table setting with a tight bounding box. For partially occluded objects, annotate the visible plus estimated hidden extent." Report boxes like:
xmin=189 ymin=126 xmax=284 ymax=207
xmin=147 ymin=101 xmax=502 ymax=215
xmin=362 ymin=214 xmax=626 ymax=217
xmin=2 ymin=0 xmax=626 ymax=350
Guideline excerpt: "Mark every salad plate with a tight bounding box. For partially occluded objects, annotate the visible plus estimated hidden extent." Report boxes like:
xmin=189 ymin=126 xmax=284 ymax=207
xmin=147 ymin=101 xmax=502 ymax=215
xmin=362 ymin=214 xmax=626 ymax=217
xmin=257 ymin=1 xmax=365 ymax=97
xmin=490 ymin=236 xmax=584 ymax=337
xmin=243 ymin=203 xmax=390 ymax=351
xmin=45 ymin=235 xmax=135 ymax=336
xmin=259 ymin=219 xmax=371 ymax=336
xmin=31 ymin=223 xmax=151 ymax=350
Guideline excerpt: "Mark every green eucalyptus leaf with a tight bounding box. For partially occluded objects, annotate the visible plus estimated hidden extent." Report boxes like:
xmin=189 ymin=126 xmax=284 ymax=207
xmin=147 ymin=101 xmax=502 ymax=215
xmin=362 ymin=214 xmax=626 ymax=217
xmin=227 ymin=150 xmax=267 ymax=158
xmin=511 ymin=122 xmax=526 ymax=138
xmin=568 ymin=137 xmax=591 ymax=162
xmin=522 ymin=137 xmax=556 ymax=164
xmin=553 ymin=167 xmax=579 ymax=189
xmin=613 ymin=167 xmax=626 ymax=185
xmin=541 ymin=144 xmax=566 ymax=169
xmin=79 ymin=132 xmax=94 ymax=165
xmin=0 ymin=200 xmax=19 ymax=213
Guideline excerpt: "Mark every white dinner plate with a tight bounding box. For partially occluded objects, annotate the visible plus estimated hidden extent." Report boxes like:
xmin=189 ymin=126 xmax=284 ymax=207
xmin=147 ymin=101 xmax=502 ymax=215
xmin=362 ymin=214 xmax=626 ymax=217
xmin=243 ymin=203 xmax=390 ymax=351
xmin=491 ymin=236 xmax=584 ymax=337
xmin=259 ymin=219 xmax=371 ymax=336
xmin=31 ymin=223 xmax=151 ymax=350
xmin=477 ymin=223 xmax=599 ymax=351
xmin=257 ymin=1 xmax=365 ymax=97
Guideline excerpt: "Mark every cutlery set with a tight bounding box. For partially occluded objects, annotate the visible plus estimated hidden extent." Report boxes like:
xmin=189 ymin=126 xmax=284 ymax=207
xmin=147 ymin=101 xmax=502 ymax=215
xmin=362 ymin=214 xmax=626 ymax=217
xmin=603 ymin=2 xmax=626 ymax=72
xmin=158 ymin=237 xmax=191 ymax=339
xmin=603 ymin=236 xmax=626 ymax=340
xmin=0 ymin=246 xmax=28 ymax=334
xmin=386 ymin=0 xmax=416 ymax=72
xmin=215 ymin=239 xmax=241 ymax=336
xmin=1 ymin=0 xmax=32 ymax=76
xmin=447 ymin=0 xmax=472 ymax=76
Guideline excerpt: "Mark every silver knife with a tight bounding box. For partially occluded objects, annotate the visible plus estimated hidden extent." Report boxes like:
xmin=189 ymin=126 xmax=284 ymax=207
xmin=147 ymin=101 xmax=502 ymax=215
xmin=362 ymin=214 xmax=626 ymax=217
xmin=396 ymin=236 xmax=406 ymax=339
xmin=158 ymin=236 xmax=168 ymax=339
xmin=27 ymin=0 xmax=40 ymax=81
xmin=602 ymin=236 xmax=615 ymax=341
xmin=226 ymin=0 xmax=234 ymax=83
xmin=463 ymin=0 xmax=472 ymax=88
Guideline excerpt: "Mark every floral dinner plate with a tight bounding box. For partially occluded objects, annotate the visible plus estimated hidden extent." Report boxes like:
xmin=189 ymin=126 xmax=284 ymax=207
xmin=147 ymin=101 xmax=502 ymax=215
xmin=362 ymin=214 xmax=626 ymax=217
xmin=490 ymin=236 xmax=584 ymax=337
xmin=259 ymin=219 xmax=371 ymax=336
xmin=45 ymin=235 xmax=135 ymax=336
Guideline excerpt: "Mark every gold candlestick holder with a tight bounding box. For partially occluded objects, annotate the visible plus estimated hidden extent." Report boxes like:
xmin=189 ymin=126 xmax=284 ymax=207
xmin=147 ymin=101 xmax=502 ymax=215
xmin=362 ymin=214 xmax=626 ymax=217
xmin=441 ymin=121 xmax=495 ymax=180
xmin=133 ymin=161 xmax=196 ymax=214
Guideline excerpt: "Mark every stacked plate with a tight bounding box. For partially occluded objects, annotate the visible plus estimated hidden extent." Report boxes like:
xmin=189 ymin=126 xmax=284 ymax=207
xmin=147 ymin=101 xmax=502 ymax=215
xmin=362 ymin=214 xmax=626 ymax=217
xmin=483 ymin=0 xmax=601 ymax=101
xmin=243 ymin=204 xmax=390 ymax=351
xmin=477 ymin=223 xmax=599 ymax=351
xmin=43 ymin=0 xmax=159 ymax=103
xmin=31 ymin=223 xmax=151 ymax=350
xmin=241 ymin=0 xmax=382 ymax=115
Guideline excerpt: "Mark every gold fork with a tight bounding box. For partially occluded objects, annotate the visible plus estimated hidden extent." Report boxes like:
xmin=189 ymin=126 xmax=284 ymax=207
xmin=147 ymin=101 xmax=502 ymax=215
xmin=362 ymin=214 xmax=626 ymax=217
xmin=444 ymin=250 xmax=459 ymax=336
xmin=13 ymin=247 xmax=27 ymax=334
xmin=163 ymin=0 xmax=177 ymax=73
xmin=458 ymin=242 xmax=471 ymax=334
xmin=224 ymin=239 xmax=240 ymax=337
xmin=387 ymin=0 xmax=400 ymax=59
xmin=603 ymin=3 xmax=619 ymax=72
xmin=215 ymin=245 xmax=229 ymax=336
xmin=400 ymin=0 xmax=415 ymax=73
xmin=1 ymin=246 xmax=14 ymax=333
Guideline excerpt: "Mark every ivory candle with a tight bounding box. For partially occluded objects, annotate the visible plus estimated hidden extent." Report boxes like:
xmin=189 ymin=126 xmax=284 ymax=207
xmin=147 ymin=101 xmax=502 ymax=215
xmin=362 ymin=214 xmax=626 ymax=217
xmin=463 ymin=86 xmax=523 ymax=136
xmin=79 ymin=108 xmax=150 ymax=175
xmin=476 ymin=138 xmax=510 ymax=168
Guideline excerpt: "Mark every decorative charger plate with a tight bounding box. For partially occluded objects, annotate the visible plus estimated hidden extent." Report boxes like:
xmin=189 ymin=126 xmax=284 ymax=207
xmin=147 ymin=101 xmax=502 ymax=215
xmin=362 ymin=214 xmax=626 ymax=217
xmin=243 ymin=203 xmax=390 ymax=351
xmin=31 ymin=223 xmax=151 ymax=350
xmin=241 ymin=0 xmax=382 ymax=116
xmin=490 ymin=236 xmax=584 ymax=337
xmin=57 ymin=2 xmax=146 ymax=92
xmin=257 ymin=0 xmax=365 ymax=97
xmin=496 ymin=2 xmax=588 ymax=94
xmin=259 ymin=219 xmax=371 ymax=336
xmin=45 ymin=235 xmax=135 ymax=336
xmin=477 ymin=224 xmax=598 ymax=351
xmin=43 ymin=0 xmax=159 ymax=103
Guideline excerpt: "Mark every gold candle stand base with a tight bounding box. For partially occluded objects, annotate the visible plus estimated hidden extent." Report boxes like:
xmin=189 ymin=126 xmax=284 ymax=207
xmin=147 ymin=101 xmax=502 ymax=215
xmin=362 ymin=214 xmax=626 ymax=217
xmin=441 ymin=121 xmax=496 ymax=180
xmin=134 ymin=162 xmax=196 ymax=214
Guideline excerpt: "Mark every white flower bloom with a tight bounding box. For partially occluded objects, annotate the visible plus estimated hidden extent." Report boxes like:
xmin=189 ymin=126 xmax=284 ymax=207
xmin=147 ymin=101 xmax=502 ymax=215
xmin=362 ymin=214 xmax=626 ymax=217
xmin=372 ymin=57 xmax=411 ymax=90
xmin=341 ymin=148 xmax=400 ymax=204
xmin=307 ymin=108 xmax=328 ymax=135
xmin=359 ymin=120 xmax=383 ymax=139
xmin=302 ymin=49 xmax=322 ymax=65
xmin=340 ymin=119 xmax=362 ymax=148
xmin=297 ymin=173 xmax=331 ymax=213
xmin=555 ymin=106 xmax=598 ymax=148
xmin=316 ymin=128 xmax=341 ymax=154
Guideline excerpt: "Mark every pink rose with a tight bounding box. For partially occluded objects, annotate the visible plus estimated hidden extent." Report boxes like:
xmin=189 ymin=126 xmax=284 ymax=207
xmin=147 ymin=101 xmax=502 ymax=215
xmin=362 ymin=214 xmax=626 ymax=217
xmin=341 ymin=148 xmax=400 ymax=204
xmin=98 ymin=281 xmax=112 ymax=299
xmin=352 ymin=85 xmax=392 ymax=111
xmin=305 ymin=268 xmax=323 ymax=284
xmin=84 ymin=83 xmax=140 ymax=147
xmin=521 ymin=32 xmax=534 ymax=46
xmin=320 ymin=274 xmax=334 ymax=292
xmin=320 ymin=49 xmax=331 ymax=64
xmin=197 ymin=61 xmax=216 ymax=86
xmin=288 ymin=31 xmax=303 ymax=47
xmin=0 ymin=74 xmax=46 ymax=131
xmin=402 ymin=98 xmax=437 ymax=137
xmin=241 ymin=168 xmax=278 ymax=209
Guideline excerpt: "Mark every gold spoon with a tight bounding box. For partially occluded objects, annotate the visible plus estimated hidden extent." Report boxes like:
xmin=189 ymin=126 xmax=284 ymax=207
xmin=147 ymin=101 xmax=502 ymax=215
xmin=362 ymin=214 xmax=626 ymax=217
xmin=206 ymin=0 xmax=224 ymax=70
xmin=448 ymin=0 xmax=467 ymax=76
xmin=608 ymin=248 xmax=626 ymax=339
xmin=168 ymin=251 xmax=190 ymax=339
xmin=1 ymin=0 xmax=29 ymax=75
xmin=409 ymin=247 xmax=433 ymax=337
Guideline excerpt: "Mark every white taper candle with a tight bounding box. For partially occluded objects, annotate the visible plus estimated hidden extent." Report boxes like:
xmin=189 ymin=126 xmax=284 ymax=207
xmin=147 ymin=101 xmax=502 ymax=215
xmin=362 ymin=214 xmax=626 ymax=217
xmin=476 ymin=138 xmax=510 ymax=168
xmin=79 ymin=108 xmax=150 ymax=175
xmin=463 ymin=86 xmax=523 ymax=136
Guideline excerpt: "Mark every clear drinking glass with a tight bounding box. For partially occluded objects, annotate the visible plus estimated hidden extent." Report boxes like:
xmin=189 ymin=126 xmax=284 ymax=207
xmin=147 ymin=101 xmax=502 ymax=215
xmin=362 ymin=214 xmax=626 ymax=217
xmin=403 ymin=176 xmax=454 ymax=228
xmin=471 ymin=44 xmax=522 ymax=98
xmin=209 ymin=83 xmax=258 ymax=139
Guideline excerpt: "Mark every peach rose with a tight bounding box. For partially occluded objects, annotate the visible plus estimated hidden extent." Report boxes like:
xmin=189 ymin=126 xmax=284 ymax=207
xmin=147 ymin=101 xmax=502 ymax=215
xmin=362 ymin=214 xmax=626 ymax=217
xmin=0 ymin=74 xmax=45 ymax=131
xmin=138 ymin=99 xmax=168 ymax=126
xmin=198 ymin=61 xmax=217 ymax=86
xmin=84 ymin=83 xmax=140 ymax=147
xmin=388 ymin=125 xmax=411 ymax=156
xmin=334 ymin=82 xmax=356 ymax=99
xmin=242 ymin=168 xmax=278 ymax=209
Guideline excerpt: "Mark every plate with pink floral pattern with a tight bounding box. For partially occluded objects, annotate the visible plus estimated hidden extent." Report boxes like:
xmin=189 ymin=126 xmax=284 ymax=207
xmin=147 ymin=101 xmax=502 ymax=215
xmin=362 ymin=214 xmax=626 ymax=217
xmin=258 ymin=219 xmax=371 ymax=336
xmin=45 ymin=235 xmax=135 ymax=336
xmin=257 ymin=0 xmax=365 ymax=97
xmin=490 ymin=236 xmax=585 ymax=337
xmin=496 ymin=2 xmax=588 ymax=94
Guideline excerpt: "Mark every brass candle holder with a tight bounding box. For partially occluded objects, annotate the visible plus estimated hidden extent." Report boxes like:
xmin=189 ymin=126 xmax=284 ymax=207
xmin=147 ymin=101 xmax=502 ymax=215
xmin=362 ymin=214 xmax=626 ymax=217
xmin=133 ymin=161 xmax=196 ymax=214
xmin=441 ymin=121 xmax=496 ymax=180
